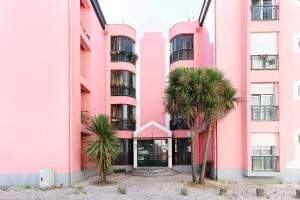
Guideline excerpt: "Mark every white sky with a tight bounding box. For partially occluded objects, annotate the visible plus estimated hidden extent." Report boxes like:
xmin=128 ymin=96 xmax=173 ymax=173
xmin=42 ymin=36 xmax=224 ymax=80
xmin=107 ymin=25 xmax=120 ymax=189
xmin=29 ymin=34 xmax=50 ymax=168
xmin=99 ymin=0 xmax=204 ymax=28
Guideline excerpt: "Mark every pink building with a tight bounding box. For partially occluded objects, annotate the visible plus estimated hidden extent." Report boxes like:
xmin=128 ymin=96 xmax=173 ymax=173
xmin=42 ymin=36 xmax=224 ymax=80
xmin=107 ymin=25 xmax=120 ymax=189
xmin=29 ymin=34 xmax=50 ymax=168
xmin=0 ymin=0 xmax=299 ymax=186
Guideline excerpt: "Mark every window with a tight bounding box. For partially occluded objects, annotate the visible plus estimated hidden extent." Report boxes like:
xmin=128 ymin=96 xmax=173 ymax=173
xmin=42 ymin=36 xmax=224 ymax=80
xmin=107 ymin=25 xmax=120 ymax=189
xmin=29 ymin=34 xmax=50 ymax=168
xmin=295 ymin=0 xmax=300 ymax=6
xmin=111 ymin=71 xmax=136 ymax=98
xmin=111 ymin=36 xmax=137 ymax=64
xmin=173 ymin=138 xmax=192 ymax=165
xmin=251 ymin=83 xmax=278 ymax=120
xmin=111 ymin=105 xmax=136 ymax=131
xmin=170 ymin=34 xmax=194 ymax=64
xmin=293 ymin=81 xmax=300 ymax=100
xmin=111 ymin=36 xmax=134 ymax=53
xmin=250 ymin=33 xmax=278 ymax=70
xmin=294 ymin=34 xmax=300 ymax=53
xmin=251 ymin=0 xmax=279 ymax=20
xmin=251 ymin=133 xmax=278 ymax=172
xmin=112 ymin=139 xmax=133 ymax=165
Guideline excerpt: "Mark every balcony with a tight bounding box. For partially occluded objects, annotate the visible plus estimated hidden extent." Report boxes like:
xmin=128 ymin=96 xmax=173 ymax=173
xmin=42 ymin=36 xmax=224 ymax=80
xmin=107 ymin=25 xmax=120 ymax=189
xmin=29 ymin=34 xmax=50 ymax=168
xmin=111 ymin=118 xmax=136 ymax=131
xmin=251 ymin=55 xmax=279 ymax=70
xmin=170 ymin=49 xmax=194 ymax=64
xmin=80 ymin=24 xmax=91 ymax=51
xmin=251 ymin=5 xmax=279 ymax=21
xmin=111 ymin=85 xmax=136 ymax=98
xmin=170 ymin=118 xmax=189 ymax=130
xmin=252 ymin=156 xmax=278 ymax=172
xmin=111 ymin=51 xmax=138 ymax=65
xmin=251 ymin=106 xmax=279 ymax=121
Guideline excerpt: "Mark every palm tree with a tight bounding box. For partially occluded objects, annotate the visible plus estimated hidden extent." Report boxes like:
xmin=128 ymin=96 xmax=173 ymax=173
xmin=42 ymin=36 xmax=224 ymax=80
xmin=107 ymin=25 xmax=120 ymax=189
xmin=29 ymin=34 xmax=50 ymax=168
xmin=198 ymin=68 xmax=237 ymax=184
xmin=85 ymin=115 xmax=120 ymax=183
xmin=164 ymin=67 xmax=199 ymax=182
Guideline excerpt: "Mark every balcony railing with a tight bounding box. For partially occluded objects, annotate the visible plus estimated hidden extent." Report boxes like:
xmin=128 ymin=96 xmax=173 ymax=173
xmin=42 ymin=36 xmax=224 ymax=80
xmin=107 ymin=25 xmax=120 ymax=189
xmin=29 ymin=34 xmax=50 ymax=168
xmin=111 ymin=118 xmax=136 ymax=131
xmin=251 ymin=55 xmax=279 ymax=70
xmin=111 ymin=85 xmax=136 ymax=98
xmin=111 ymin=51 xmax=138 ymax=65
xmin=252 ymin=156 xmax=278 ymax=172
xmin=170 ymin=118 xmax=189 ymax=130
xmin=251 ymin=5 xmax=279 ymax=21
xmin=251 ymin=106 xmax=279 ymax=121
xmin=170 ymin=49 xmax=194 ymax=64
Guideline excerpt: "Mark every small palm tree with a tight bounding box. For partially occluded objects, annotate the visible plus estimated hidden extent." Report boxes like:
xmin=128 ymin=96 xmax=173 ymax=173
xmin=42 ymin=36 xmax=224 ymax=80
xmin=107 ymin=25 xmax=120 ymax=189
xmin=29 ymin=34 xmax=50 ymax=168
xmin=164 ymin=67 xmax=199 ymax=182
xmin=198 ymin=68 xmax=237 ymax=184
xmin=85 ymin=115 xmax=120 ymax=183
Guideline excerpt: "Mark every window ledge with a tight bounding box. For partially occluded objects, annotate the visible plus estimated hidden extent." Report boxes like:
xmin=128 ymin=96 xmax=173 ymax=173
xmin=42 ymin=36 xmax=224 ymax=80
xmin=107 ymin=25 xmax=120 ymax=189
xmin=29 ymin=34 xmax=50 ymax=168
xmin=243 ymin=171 xmax=280 ymax=177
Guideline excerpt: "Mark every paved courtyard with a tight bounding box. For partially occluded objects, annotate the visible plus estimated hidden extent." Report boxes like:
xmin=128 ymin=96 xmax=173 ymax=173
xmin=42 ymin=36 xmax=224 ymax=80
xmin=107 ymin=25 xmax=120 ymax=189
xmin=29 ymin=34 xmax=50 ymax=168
xmin=0 ymin=173 xmax=299 ymax=200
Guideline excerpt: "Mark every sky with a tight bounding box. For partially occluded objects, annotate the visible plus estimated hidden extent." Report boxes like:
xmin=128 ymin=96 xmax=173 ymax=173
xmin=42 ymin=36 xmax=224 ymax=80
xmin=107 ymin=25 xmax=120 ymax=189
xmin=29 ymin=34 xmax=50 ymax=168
xmin=99 ymin=0 xmax=204 ymax=28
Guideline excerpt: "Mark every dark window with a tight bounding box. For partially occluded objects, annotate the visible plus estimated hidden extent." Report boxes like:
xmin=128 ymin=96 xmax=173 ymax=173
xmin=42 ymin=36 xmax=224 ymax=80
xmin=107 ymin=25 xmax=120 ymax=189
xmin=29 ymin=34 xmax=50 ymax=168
xmin=111 ymin=36 xmax=134 ymax=53
xmin=113 ymin=139 xmax=133 ymax=165
xmin=111 ymin=70 xmax=136 ymax=98
xmin=111 ymin=104 xmax=136 ymax=131
xmin=170 ymin=34 xmax=194 ymax=64
xmin=173 ymin=138 xmax=191 ymax=165
xmin=251 ymin=0 xmax=279 ymax=20
xmin=111 ymin=36 xmax=137 ymax=65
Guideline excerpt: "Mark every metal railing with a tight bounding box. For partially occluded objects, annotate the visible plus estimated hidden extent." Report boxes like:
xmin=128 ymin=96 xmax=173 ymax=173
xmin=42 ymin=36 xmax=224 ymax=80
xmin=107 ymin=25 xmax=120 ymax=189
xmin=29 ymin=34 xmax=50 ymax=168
xmin=111 ymin=118 xmax=136 ymax=131
xmin=170 ymin=49 xmax=194 ymax=64
xmin=111 ymin=85 xmax=136 ymax=98
xmin=170 ymin=118 xmax=189 ymax=130
xmin=252 ymin=156 xmax=278 ymax=172
xmin=251 ymin=5 xmax=279 ymax=20
xmin=251 ymin=106 xmax=279 ymax=121
xmin=111 ymin=51 xmax=138 ymax=65
xmin=251 ymin=55 xmax=279 ymax=70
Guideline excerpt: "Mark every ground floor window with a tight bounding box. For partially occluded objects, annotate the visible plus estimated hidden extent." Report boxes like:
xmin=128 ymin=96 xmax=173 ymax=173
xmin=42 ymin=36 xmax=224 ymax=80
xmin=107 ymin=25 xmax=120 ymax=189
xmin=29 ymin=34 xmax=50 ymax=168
xmin=251 ymin=133 xmax=278 ymax=172
xmin=173 ymin=138 xmax=191 ymax=165
xmin=112 ymin=139 xmax=133 ymax=165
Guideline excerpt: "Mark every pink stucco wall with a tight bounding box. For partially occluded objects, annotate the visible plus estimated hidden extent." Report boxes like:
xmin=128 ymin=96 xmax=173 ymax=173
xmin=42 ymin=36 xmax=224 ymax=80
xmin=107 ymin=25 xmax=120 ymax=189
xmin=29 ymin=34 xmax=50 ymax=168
xmin=0 ymin=0 xmax=71 ymax=174
xmin=140 ymin=32 xmax=166 ymax=127
xmin=0 ymin=0 xmax=107 ymax=183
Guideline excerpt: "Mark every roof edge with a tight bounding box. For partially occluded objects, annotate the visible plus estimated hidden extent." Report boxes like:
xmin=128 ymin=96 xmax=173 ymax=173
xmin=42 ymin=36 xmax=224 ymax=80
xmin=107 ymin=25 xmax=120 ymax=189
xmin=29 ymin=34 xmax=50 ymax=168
xmin=198 ymin=0 xmax=211 ymax=26
xmin=90 ymin=0 xmax=107 ymax=30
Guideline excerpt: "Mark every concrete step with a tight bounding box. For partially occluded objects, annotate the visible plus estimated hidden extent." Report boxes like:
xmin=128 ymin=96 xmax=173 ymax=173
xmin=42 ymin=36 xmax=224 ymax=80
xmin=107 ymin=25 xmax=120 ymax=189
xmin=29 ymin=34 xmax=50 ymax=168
xmin=127 ymin=167 xmax=179 ymax=177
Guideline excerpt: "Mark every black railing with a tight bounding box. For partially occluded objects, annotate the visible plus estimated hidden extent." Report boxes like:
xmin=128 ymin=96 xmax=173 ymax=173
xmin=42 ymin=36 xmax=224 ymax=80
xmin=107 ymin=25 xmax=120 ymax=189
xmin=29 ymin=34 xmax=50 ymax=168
xmin=111 ymin=119 xmax=136 ymax=131
xmin=111 ymin=51 xmax=138 ymax=65
xmin=251 ymin=55 xmax=279 ymax=70
xmin=252 ymin=156 xmax=278 ymax=172
xmin=251 ymin=106 xmax=279 ymax=121
xmin=170 ymin=118 xmax=189 ymax=130
xmin=251 ymin=5 xmax=279 ymax=20
xmin=170 ymin=49 xmax=194 ymax=64
xmin=111 ymin=85 xmax=136 ymax=98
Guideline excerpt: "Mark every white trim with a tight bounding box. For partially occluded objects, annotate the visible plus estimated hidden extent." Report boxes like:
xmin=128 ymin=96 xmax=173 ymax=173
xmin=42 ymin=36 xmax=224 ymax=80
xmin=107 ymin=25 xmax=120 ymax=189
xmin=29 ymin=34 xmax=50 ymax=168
xmin=286 ymin=130 xmax=300 ymax=169
xmin=293 ymin=81 xmax=300 ymax=100
xmin=293 ymin=34 xmax=300 ymax=53
xmin=134 ymin=120 xmax=172 ymax=138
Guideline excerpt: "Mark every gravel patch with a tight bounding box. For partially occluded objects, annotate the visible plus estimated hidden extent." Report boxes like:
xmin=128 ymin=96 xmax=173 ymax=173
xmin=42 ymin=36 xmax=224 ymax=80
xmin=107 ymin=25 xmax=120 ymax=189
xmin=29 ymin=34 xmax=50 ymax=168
xmin=0 ymin=173 xmax=298 ymax=200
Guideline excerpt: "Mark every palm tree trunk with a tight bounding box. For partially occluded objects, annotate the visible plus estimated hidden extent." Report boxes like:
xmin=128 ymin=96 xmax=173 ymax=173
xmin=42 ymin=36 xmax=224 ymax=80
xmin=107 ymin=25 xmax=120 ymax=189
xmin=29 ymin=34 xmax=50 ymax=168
xmin=199 ymin=123 xmax=212 ymax=184
xmin=190 ymin=130 xmax=197 ymax=183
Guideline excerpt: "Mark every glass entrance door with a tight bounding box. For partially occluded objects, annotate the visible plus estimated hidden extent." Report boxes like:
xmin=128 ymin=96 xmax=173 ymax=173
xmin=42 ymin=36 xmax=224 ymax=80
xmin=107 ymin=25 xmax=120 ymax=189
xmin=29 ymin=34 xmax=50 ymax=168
xmin=137 ymin=140 xmax=168 ymax=167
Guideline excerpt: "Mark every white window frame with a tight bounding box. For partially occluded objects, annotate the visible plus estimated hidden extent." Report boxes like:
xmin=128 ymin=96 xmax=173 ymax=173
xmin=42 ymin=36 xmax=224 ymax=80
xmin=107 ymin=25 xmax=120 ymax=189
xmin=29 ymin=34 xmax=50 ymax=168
xmin=293 ymin=34 xmax=300 ymax=53
xmin=293 ymin=81 xmax=300 ymax=100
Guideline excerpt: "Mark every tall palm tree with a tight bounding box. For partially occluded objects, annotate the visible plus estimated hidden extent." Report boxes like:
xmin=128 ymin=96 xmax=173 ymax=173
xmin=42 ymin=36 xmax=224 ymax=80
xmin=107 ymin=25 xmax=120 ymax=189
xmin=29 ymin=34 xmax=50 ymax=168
xmin=85 ymin=115 xmax=120 ymax=183
xmin=164 ymin=67 xmax=199 ymax=182
xmin=198 ymin=68 xmax=237 ymax=184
